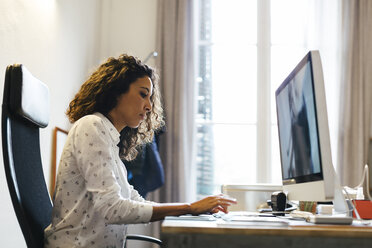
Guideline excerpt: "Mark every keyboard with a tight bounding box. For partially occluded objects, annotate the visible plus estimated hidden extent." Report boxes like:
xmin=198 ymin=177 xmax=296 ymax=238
xmin=219 ymin=212 xmax=289 ymax=226
xmin=165 ymin=214 xmax=216 ymax=221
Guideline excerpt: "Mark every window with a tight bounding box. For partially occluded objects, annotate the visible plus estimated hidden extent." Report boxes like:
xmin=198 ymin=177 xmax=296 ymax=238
xmin=195 ymin=0 xmax=340 ymax=198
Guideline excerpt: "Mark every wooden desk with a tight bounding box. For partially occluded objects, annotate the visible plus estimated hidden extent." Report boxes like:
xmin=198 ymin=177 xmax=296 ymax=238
xmin=161 ymin=218 xmax=372 ymax=248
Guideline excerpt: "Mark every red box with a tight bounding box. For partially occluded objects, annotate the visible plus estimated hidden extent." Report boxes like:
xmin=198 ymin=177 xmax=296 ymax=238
xmin=352 ymin=200 xmax=372 ymax=219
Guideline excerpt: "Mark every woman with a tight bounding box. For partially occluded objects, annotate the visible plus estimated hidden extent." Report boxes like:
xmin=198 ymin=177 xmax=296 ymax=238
xmin=44 ymin=54 xmax=236 ymax=248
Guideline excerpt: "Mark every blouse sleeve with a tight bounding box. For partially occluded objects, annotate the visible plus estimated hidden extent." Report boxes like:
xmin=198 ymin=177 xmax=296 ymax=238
xmin=128 ymin=184 xmax=156 ymax=204
xmin=72 ymin=117 xmax=153 ymax=224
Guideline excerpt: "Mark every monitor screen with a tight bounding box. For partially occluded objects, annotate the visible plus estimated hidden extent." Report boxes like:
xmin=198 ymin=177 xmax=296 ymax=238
xmin=276 ymin=57 xmax=323 ymax=183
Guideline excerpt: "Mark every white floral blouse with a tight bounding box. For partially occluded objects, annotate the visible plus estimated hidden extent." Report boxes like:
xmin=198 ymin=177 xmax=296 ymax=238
xmin=44 ymin=113 xmax=153 ymax=248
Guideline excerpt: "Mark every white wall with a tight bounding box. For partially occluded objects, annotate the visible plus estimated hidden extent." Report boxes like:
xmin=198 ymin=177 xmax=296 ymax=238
xmin=100 ymin=0 xmax=158 ymax=65
xmin=0 ymin=0 xmax=101 ymax=246
xmin=0 ymin=0 xmax=158 ymax=247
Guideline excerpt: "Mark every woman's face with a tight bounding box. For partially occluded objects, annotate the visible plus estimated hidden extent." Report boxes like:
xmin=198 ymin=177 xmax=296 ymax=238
xmin=108 ymin=76 xmax=153 ymax=131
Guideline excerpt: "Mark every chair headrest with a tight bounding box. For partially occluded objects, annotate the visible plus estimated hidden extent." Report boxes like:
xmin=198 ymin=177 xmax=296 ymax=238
xmin=6 ymin=64 xmax=49 ymax=128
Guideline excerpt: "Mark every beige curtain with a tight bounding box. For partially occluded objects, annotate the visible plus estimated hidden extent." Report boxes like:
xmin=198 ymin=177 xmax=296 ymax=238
xmin=337 ymin=0 xmax=372 ymax=188
xmin=146 ymin=1 xmax=196 ymax=242
xmin=155 ymin=0 xmax=196 ymax=203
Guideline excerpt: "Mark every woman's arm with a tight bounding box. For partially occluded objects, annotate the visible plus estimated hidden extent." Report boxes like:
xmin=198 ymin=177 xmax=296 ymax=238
xmin=150 ymin=194 xmax=237 ymax=221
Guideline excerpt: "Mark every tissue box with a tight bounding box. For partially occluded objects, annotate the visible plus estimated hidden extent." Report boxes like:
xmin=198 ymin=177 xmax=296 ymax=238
xmin=352 ymin=200 xmax=372 ymax=219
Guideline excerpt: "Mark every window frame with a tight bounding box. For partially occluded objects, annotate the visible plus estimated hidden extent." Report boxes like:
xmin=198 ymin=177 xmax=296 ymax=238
xmin=194 ymin=0 xmax=277 ymax=197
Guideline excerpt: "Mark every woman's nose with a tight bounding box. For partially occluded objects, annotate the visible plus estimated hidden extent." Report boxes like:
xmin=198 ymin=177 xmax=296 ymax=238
xmin=145 ymin=99 xmax=152 ymax=112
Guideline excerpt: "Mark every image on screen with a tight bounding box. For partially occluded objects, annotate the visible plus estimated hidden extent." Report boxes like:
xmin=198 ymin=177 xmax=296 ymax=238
xmin=276 ymin=60 xmax=322 ymax=182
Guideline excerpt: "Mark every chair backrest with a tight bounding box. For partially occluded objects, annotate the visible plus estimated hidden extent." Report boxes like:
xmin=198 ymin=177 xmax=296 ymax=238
xmin=2 ymin=64 xmax=52 ymax=248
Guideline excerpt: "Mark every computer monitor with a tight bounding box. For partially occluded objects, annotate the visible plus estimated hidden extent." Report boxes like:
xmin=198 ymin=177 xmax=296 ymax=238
xmin=275 ymin=50 xmax=348 ymax=213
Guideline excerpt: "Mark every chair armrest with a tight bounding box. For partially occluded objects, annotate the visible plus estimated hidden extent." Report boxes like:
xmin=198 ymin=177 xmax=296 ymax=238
xmin=126 ymin=234 xmax=162 ymax=246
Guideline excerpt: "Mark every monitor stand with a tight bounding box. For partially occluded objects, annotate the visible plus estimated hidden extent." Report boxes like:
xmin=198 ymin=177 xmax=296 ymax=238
xmin=332 ymin=168 xmax=350 ymax=214
xmin=311 ymin=175 xmax=353 ymax=224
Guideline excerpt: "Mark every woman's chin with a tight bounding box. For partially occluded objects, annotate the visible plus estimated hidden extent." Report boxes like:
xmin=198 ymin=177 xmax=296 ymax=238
xmin=128 ymin=122 xmax=141 ymax=129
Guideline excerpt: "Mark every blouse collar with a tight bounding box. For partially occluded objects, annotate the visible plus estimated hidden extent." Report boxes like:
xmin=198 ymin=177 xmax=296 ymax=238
xmin=93 ymin=112 xmax=120 ymax=145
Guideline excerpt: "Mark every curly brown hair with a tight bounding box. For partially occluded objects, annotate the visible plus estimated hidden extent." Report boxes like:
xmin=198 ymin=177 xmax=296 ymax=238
xmin=66 ymin=54 xmax=164 ymax=160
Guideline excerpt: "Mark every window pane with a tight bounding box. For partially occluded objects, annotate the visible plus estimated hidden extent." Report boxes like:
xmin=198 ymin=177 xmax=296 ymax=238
xmin=271 ymin=124 xmax=282 ymax=184
xmin=196 ymin=123 xmax=257 ymax=196
xmin=196 ymin=124 xmax=215 ymax=196
xmin=199 ymin=0 xmax=212 ymax=41
xmin=211 ymin=0 xmax=257 ymax=45
xmin=271 ymin=0 xmax=310 ymax=45
xmin=213 ymin=124 xmax=257 ymax=190
xmin=196 ymin=45 xmax=213 ymax=121
xmin=212 ymin=45 xmax=257 ymax=124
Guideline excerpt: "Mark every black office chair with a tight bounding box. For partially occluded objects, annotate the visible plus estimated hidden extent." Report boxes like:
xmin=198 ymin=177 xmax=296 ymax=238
xmin=2 ymin=64 xmax=52 ymax=248
xmin=125 ymin=233 xmax=162 ymax=248
xmin=2 ymin=64 xmax=161 ymax=248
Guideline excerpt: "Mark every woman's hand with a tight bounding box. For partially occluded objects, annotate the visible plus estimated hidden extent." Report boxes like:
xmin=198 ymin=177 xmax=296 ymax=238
xmin=190 ymin=194 xmax=237 ymax=215
xmin=150 ymin=194 xmax=237 ymax=221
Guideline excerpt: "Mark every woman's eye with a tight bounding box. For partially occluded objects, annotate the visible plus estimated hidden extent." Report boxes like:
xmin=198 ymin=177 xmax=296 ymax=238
xmin=140 ymin=92 xmax=147 ymax=98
